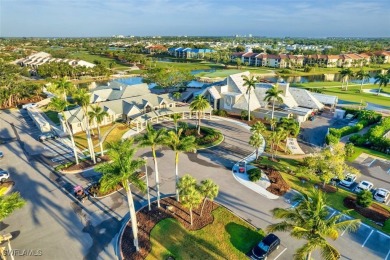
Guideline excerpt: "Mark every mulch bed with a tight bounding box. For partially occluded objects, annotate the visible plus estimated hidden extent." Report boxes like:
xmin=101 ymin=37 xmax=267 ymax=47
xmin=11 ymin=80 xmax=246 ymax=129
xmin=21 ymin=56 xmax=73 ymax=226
xmin=315 ymin=182 xmax=338 ymax=193
xmin=343 ymin=196 xmax=390 ymax=224
xmin=264 ymin=169 xmax=290 ymax=196
xmin=121 ymin=197 xmax=218 ymax=260
xmin=63 ymin=155 xmax=110 ymax=171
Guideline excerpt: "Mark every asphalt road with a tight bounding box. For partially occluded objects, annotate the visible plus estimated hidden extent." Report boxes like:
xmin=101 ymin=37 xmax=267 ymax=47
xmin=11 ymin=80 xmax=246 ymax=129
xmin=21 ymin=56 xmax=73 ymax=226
xmin=1 ymin=110 xmax=389 ymax=260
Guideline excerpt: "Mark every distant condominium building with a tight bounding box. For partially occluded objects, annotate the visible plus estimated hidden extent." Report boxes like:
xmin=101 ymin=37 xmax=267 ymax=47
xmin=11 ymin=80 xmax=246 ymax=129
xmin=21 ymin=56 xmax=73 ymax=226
xmin=168 ymin=47 xmax=215 ymax=59
xmin=13 ymin=52 xmax=96 ymax=70
xmin=231 ymin=51 xmax=390 ymax=68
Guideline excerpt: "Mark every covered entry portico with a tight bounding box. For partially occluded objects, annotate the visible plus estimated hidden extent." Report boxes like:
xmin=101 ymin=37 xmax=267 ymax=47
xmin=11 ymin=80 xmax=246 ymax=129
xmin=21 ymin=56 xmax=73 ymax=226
xmin=130 ymin=106 xmax=213 ymax=132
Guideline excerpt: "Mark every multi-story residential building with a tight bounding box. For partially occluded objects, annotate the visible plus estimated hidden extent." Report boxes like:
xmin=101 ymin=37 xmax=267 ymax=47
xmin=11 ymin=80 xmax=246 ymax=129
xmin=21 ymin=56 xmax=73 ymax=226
xmin=168 ymin=47 xmax=215 ymax=59
xmin=230 ymin=51 xmax=382 ymax=68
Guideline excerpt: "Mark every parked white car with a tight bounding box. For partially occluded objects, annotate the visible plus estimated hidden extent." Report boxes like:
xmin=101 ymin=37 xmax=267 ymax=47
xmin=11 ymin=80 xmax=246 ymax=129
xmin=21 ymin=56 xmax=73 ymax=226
xmin=354 ymin=181 xmax=374 ymax=193
xmin=339 ymin=174 xmax=357 ymax=187
xmin=0 ymin=170 xmax=10 ymax=182
xmin=373 ymin=188 xmax=390 ymax=203
xmin=22 ymin=103 xmax=38 ymax=109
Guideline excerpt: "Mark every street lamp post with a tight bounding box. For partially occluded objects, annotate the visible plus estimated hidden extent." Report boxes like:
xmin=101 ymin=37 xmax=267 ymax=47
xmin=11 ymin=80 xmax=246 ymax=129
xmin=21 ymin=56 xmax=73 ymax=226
xmin=143 ymin=157 xmax=151 ymax=211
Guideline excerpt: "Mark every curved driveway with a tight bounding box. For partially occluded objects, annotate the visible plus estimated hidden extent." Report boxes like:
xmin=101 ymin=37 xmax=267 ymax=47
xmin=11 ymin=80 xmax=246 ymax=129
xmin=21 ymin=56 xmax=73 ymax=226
xmin=1 ymin=110 xmax=387 ymax=260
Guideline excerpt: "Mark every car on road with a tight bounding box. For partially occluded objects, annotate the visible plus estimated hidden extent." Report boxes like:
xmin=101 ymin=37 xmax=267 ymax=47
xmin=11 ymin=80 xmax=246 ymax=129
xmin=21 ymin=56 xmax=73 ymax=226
xmin=354 ymin=180 xmax=374 ymax=193
xmin=373 ymin=188 xmax=390 ymax=203
xmin=238 ymin=161 xmax=246 ymax=173
xmin=0 ymin=151 xmax=3 ymax=159
xmin=38 ymin=132 xmax=58 ymax=142
xmin=339 ymin=173 xmax=357 ymax=187
xmin=0 ymin=170 xmax=10 ymax=182
xmin=22 ymin=103 xmax=38 ymax=109
xmin=251 ymin=233 xmax=280 ymax=260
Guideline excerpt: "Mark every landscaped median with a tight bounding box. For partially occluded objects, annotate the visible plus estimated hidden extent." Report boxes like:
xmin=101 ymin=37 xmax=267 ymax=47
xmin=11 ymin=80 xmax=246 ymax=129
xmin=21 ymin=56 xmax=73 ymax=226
xmin=120 ymin=197 xmax=264 ymax=260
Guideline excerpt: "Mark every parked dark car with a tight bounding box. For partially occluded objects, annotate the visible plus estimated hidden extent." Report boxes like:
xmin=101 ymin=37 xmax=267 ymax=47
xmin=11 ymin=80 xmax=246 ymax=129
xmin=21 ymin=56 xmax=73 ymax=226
xmin=38 ymin=132 xmax=58 ymax=142
xmin=0 ymin=151 xmax=3 ymax=159
xmin=251 ymin=233 xmax=280 ymax=259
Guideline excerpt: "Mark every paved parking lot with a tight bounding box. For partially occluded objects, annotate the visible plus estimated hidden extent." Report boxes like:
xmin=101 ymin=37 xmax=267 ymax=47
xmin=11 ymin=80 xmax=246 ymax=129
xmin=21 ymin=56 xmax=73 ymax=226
xmin=0 ymin=109 xmax=83 ymax=167
xmin=347 ymin=153 xmax=390 ymax=205
xmin=283 ymin=190 xmax=390 ymax=260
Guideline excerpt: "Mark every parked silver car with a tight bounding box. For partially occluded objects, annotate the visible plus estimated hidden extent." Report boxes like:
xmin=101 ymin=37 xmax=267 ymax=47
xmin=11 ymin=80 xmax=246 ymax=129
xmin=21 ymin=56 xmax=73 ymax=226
xmin=373 ymin=188 xmax=390 ymax=203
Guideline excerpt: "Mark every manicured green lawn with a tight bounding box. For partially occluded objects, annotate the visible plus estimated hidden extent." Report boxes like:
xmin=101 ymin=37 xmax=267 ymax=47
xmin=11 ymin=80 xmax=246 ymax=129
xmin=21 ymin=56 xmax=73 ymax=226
xmin=146 ymin=207 xmax=264 ymax=260
xmin=68 ymin=51 xmax=130 ymax=69
xmin=155 ymin=61 xmax=224 ymax=71
xmin=347 ymin=146 xmax=390 ymax=162
xmin=73 ymin=123 xmax=119 ymax=151
xmin=196 ymin=69 xmax=243 ymax=78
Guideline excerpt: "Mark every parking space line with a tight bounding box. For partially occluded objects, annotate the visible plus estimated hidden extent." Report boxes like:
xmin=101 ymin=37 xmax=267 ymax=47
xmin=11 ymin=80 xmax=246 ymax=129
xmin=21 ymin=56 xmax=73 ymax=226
xmin=362 ymin=230 xmax=374 ymax=247
xmin=341 ymin=221 xmax=353 ymax=236
xmin=273 ymin=248 xmax=287 ymax=260
xmin=328 ymin=211 xmax=337 ymax=219
xmin=377 ymin=230 xmax=390 ymax=239
xmin=385 ymin=247 xmax=390 ymax=260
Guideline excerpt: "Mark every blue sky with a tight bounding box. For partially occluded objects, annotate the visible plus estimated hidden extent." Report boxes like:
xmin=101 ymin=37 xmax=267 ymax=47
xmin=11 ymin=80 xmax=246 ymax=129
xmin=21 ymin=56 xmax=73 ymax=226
xmin=1 ymin=0 xmax=389 ymax=37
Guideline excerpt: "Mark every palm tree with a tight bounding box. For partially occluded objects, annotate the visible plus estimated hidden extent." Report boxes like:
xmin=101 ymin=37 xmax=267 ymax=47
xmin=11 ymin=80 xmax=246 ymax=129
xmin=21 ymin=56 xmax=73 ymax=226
xmin=136 ymin=123 xmax=166 ymax=208
xmin=374 ymin=73 xmax=390 ymax=95
xmin=173 ymin=92 xmax=182 ymax=101
xmin=180 ymin=186 xmax=202 ymax=226
xmin=267 ymin=189 xmax=360 ymax=260
xmin=170 ymin=113 xmax=182 ymax=133
xmin=164 ymin=129 xmax=197 ymax=201
xmin=48 ymin=97 xmax=79 ymax=164
xmin=339 ymin=68 xmax=354 ymax=91
xmin=95 ymin=139 xmax=146 ymax=252
xmin=242 ymin=75 xmax=257 ymax=122
xmin=189 ymin=95 xmax=210 ymax=135
xmin=73 ymin=89 xmax=96 ymax=164
xmin=355 ymin=69 xmax=370 ymax=93
xmin=268 ymin=131 xmax=280 ymax=159
xmin=53 ymin=77 xmax=74 ymax=101
xmin=199 ymin=179 xmax=219 ymax=216
xmin=269 ymin=118 xmax=278 ymax=131
xmin=251 ymin=121 xmax=266 ymax=136
xmin=264 ymin=85 xmax=283 ymax=120
xmin=249 ymin=134 xmax=264 ymax=160
xmin=88 ymin=105 xmax=108 ymax=156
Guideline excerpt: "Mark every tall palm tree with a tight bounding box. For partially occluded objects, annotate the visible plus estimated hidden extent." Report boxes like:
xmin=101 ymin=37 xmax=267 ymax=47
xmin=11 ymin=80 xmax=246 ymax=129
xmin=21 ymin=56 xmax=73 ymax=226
xmin=242 ymin=75 xmax=257 ymax=122
xmin=267 ymin=189 xmax=360 ymax=260
xmin=163 ymin=129 xmax=197 ymax=201
xmin=250 ymin=121 xmax=266 ymax=137
xmin=199 ymin=179 xmax=219 ymax=216
xmin=73 ymin=89 xmax=96 ymax=164
xmin=53 ymin=77 xmax=74 ymax=101
xmin=264 ymin=85 xmax=283 ymax=120
xmin=189 ymin=95 xmax=210 ymax=135
xmin=355 ymin=69 xmax=370 ymax=93
xmin=170 ymin=113 xmax=182 ymax=133
xmin=374 ymin=73 xmax=390 ymax=95
xmin=48 ymin=97 xmax=79 ymax=164
xmin=136 ymin=123 xmax=166 ymax=208
xmin=339 ymin=68 xmax=354 ymax=91
xmin=249 ymin=134 xmax=263 ymax=160
xmin=95 ymin=139 xmax=146 ymax=252
xmin=88 ymin=105 xmax=108 ymax=156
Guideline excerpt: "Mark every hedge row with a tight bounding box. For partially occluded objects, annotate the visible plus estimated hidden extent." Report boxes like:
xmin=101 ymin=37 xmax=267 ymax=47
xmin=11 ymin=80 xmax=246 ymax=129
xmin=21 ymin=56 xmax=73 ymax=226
xmin=325 ymin=109 xmax=382 ymax=145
